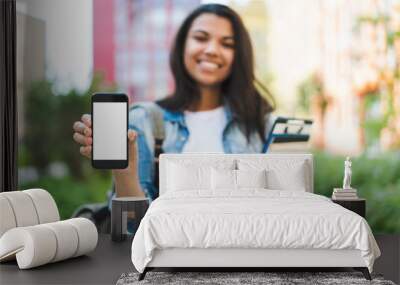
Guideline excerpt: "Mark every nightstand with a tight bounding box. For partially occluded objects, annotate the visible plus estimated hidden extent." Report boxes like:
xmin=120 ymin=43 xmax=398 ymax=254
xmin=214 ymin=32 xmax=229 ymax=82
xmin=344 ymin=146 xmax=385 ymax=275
xmin=331 ymin=198 xmax=366 ymax=218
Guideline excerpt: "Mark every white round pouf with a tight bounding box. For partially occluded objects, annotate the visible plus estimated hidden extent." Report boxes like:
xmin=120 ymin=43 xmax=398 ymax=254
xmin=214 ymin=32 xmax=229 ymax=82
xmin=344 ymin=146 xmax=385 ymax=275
xmin=65 ymin=218 xmax=98 ymax=257
xmin=0 ymin=192 xmax=39 ymax=227
xmin=24 ymin=189 xmax=60 ymax=223
xmin=0 ymin=189 xmax=98 ymax=269
xmin=42 ymin=221 xmax=79 ymax=262
xmin=0 ymin=196 xmax=17 ymax=237
xmin=0 ymin=226 xmax=57 ymax=269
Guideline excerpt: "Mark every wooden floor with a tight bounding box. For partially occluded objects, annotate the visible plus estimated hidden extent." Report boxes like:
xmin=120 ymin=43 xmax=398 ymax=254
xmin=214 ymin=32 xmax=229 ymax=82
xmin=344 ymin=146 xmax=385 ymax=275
xmin=0 ymin=234 xmax=398 ymax=284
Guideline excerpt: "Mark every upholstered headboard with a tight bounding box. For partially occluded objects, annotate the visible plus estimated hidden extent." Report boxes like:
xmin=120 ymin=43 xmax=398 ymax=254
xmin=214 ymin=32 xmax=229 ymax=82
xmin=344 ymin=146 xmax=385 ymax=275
xmin=159 ymin=153 xmax=314 ymax=196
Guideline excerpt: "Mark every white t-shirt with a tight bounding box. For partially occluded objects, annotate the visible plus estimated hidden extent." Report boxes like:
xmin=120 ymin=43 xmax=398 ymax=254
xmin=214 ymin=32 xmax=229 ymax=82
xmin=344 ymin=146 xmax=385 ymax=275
xmin=182 ymin=106 xmax=227 ymax=153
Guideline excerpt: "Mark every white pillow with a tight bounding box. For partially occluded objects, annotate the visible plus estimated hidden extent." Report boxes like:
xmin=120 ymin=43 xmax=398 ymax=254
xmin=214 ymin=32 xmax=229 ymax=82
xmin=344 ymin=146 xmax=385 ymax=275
xmin=237 ymin=159 xmax=308 ymax=191
xmin=167 ymin=162 xmax=210 ymax=191
xmin=266 ymin=168 xmax=306 ymax=191
xmin=211 ymin=169 xmax=267 ymax=190
xmin=166 ymin=159 xmax=235 ymax=192
xmin=211 ymin=168 xmax=236 ymax=190
xmin=236 ymin=169 xmax=267 ymax=189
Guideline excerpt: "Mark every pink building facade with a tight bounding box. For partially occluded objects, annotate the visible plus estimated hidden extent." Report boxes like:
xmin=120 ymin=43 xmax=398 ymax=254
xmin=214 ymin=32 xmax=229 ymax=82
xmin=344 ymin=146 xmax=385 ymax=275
xmin=93 ymin=0 xmax=199 ymax=103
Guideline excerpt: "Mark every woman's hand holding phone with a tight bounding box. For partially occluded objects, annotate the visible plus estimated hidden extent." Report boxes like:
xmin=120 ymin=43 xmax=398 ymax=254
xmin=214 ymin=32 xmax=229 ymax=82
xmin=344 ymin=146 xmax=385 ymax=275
xmin=72 ymin=115 xmax=144 ymax=197
xmin=72 ymin=114 xmax=93 ymax=159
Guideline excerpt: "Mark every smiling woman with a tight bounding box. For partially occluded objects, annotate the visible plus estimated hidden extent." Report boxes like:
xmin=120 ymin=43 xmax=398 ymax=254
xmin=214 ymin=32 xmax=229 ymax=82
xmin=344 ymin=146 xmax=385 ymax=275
xmin=72 ymin=4 xmax=275 ymax=202
xmin=184 ymin=14 xmax=235 ymax=94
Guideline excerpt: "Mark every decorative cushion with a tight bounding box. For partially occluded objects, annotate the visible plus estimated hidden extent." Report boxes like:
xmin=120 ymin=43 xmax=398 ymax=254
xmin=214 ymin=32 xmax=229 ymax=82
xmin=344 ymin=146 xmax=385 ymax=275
xmin=211 ymin=168 xmax=236 ymax=190
xmin=167 ymin=159 xmax=235 ymax=191
xmin=167 ymin=163 xmax=210 ymax=191
xmin=237 ymin=159 xmax=308 ymax=191
xmin=211 ymin=169 xmax=267 ymax=190
xmin=266 ymin=168 xmax=306 ymax=191
xmin=236 ymin=169 xmax=267 ymax=189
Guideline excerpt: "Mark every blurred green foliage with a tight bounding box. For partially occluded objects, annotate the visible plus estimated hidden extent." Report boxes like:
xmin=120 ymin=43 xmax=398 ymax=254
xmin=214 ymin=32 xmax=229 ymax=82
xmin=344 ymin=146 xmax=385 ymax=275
xmin=21 ymin=73 xmax=115 ymax=178
xmin=361 ymin=92 xmax=388 ymax=148
xmin=314 ymin=151 xmax=400 ymax=234
xmin=297 ymin=73 xmax=326 ymax=114
xmin=23 ymin=80 xmax=58 ymax=174
xmin=20 ymin=173 xmax=111 ymax=220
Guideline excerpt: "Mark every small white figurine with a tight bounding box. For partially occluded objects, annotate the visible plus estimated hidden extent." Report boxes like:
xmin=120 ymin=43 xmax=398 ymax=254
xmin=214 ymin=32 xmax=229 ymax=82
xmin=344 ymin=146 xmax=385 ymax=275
xmin=343 ymin=157 xmax=352 ymax=189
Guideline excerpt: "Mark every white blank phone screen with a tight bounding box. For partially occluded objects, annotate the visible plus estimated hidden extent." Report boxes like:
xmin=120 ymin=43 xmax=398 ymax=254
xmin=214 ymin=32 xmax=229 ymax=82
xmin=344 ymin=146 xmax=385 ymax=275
xmin=93 ymin=102 xmax=127 ymax=160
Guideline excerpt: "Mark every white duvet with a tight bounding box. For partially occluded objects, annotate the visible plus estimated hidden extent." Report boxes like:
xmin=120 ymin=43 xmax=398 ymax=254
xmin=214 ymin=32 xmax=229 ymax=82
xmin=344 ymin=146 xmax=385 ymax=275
xmin=131 ymin=190 xmax=380 ymax=273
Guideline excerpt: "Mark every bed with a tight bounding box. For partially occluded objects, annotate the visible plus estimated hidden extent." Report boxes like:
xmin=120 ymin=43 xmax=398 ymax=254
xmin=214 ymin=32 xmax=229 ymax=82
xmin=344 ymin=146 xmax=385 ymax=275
xmin=131 ymin=154 xmax=380 ymax=280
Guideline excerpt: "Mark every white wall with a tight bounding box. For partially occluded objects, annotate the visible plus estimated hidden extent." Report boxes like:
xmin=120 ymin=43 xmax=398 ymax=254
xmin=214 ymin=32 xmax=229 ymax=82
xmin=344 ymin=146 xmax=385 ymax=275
xmin=17 ymin=0 xmax=93 ymax=92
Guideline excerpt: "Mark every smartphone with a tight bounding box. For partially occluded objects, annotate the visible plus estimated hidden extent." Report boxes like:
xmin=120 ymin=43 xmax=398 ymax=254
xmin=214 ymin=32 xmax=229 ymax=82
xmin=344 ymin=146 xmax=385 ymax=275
xmin=91 ymin=93 xmax=128 ymax=169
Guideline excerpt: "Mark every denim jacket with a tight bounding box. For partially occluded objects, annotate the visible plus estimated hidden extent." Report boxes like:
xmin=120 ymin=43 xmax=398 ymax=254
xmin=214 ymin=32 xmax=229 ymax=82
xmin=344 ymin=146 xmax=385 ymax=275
xmin=129 ymin=102 xmax=275 ymax=201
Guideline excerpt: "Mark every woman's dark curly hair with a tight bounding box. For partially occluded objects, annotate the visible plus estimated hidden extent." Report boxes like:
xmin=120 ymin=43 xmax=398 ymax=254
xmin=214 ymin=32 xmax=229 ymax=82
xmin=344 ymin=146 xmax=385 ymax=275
xmin=157 ymin=3 xmax=275 ymax=142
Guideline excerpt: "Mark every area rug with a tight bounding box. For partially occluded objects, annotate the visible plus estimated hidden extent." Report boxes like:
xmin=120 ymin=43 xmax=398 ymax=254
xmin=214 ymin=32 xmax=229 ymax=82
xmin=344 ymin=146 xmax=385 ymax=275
xmin=116 ymin=271 xmax=396 ymax=285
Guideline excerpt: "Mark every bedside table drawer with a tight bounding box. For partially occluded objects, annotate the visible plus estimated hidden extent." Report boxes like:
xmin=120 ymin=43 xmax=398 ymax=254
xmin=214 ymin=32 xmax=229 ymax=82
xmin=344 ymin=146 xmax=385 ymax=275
xmin=332 ymin=199 xmax=366 ymax=218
